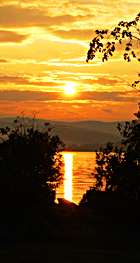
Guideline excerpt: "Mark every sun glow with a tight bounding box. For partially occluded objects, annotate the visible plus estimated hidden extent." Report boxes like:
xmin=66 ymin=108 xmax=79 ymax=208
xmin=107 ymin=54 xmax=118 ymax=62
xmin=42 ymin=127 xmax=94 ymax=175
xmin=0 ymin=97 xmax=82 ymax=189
xmin=64 ymin=86 xmax=75 ymax=95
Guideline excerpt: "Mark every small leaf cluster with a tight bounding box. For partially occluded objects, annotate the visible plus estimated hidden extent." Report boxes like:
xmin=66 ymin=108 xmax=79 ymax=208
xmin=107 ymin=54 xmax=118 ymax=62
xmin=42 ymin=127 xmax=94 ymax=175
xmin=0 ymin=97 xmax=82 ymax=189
xmin=132 ymin=80 xmax=140 ymax=88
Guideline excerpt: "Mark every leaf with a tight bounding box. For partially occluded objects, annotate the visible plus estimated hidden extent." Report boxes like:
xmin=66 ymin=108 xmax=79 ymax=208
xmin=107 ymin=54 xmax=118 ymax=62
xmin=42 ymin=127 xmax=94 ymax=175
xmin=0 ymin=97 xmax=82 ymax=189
xmin=95 ymin=30 xmax=100 ymax=34
xmin=109 ymin=51 xmax=113 ymax=56
xmin=125 ymin=46 xmax=130 ymax=51
xmin=111 ymin=45 xmax=115 ymax=52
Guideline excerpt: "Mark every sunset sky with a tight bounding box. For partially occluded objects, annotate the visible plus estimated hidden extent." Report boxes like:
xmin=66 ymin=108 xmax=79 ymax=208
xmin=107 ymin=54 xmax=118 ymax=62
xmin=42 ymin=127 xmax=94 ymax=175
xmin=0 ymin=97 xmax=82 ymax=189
xmin=0 ymin=0 xmax=140 ymax=122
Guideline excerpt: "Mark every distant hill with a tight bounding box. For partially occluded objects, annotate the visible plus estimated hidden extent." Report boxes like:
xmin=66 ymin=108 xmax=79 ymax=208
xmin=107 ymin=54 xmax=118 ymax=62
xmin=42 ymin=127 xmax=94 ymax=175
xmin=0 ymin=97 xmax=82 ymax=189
xmin=0 ymin=117 xmax=123 ymax=151
xmin=59 ymin=120 xmax=122 ymax=136
xmin=40 ymin=119 xmax=123 ymax=137
xmin=51 ymin=124 xmax=121 ymax=144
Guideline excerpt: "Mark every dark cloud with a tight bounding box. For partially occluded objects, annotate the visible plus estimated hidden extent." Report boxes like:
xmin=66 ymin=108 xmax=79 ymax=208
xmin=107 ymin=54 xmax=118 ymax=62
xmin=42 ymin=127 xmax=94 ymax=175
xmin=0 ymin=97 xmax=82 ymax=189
xmin=0 ymin=90 xmax=137 ymax=103
xmin=74 ymin=91 xmax=137 ymax=102
xmin=81 ymin=77 xmax=119 ymax=86
xmin=101 ymin=109 xmax=113 ymax=113
xmin=0 ymin=75 xmax=64 ymax=86
xmin=0 ymin=5 xmax=95 ymax=28
xmin=0 ymin=59 xmax=9 ymax=63
xmin=0 ymin=90 xmax=62 ymax=102
xmin=69 ymin=0 xmax=94 ymax=4
xmin=0 ymin=30 xmax=28 ymax=43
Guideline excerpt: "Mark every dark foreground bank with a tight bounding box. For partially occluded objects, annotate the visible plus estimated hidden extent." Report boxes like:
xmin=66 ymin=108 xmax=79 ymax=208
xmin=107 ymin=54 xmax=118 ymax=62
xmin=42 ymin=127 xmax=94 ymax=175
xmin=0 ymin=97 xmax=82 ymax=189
xmin=0 ymin=200 xmax=139 ymax=263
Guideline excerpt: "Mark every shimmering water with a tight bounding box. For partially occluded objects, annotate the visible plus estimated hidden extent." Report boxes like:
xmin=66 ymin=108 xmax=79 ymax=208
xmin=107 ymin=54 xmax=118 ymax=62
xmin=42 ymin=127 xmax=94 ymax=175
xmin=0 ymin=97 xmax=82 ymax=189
xmin=56 ymin=151 xmax=97 ymax=205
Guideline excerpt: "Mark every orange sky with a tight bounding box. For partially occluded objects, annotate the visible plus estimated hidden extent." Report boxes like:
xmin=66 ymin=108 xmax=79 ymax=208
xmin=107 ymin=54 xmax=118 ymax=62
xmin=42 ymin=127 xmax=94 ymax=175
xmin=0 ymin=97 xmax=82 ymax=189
xmin=0 ymin=0 xmax=140 ymax=121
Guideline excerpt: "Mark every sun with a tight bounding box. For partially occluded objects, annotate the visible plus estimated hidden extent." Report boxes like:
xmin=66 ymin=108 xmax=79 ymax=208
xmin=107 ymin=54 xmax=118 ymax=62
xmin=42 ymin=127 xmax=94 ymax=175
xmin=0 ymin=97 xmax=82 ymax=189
xmin=64 ymin=86 xmax=75 ymax=95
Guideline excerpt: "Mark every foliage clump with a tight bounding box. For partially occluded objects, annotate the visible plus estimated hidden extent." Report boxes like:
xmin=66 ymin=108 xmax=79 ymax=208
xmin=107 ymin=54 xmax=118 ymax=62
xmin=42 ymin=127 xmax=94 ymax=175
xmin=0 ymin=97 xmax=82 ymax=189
xmin=80 ymin=108 xmax=140 ymax=224
xmin=0 ymin=114 xmax=65 ymax=231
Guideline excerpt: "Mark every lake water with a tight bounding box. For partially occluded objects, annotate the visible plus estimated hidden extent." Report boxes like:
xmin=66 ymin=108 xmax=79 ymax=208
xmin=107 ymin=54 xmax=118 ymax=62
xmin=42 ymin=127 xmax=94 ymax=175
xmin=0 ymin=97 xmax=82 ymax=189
xmin=56 ymin=151 xmax=97 ymax=205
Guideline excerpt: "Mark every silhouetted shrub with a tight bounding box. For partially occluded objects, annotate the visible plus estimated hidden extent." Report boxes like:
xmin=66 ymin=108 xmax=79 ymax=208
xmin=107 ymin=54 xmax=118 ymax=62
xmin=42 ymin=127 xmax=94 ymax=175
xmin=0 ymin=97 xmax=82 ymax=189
xmin=0 ymin=115 xmax=65 ymax=228
xmin=80 ymin=108 xmax=140 ymax=225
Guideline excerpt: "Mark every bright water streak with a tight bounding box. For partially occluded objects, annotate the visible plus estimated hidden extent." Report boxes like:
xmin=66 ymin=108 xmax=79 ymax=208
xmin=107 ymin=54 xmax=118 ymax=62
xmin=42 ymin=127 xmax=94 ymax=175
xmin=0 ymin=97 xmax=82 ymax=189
xmin=63 ymin=153 xmax=73 ymax=202
xmin=56 ymin=151 xmax=97 ymax=205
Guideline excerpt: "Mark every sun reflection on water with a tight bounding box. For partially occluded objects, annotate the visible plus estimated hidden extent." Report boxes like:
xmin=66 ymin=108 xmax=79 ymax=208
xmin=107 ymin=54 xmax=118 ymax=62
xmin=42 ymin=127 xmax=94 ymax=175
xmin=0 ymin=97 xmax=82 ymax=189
xmin=63 ymin=153 xmax=73 ymax=202
xmin=56 ymin=151 xmax=97 ymax=205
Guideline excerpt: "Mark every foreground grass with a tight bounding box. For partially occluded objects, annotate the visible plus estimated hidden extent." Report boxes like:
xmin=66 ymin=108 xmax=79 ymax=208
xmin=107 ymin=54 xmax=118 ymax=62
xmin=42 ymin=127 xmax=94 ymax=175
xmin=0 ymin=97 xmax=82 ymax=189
xmin=0 ymin=207 xmax=139 ymax=263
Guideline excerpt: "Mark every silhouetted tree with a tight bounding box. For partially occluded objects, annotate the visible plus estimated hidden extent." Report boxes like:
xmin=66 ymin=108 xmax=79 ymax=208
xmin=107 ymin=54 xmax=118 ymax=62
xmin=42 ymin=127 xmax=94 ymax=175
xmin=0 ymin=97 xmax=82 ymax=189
xmin=80 ymin=13 xmax=140 ymax=225
xmin=86 ymin=12 xmax=140 ymax=90
xmin=80 ymin=108 xmax=140 ymax=224
xmin=0 ymin=114 xmax=65 ymax=224
xmin=93 ymin=109 xmax=140 ymax=201
xmin=85 ymin=13 xmax=140 ymax=201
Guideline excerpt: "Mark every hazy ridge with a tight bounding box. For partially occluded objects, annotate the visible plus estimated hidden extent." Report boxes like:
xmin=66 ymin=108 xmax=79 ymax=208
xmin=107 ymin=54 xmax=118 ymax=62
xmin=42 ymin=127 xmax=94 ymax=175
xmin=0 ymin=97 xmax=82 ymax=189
xmin=0 ymin=118 xmax=123 ymax=151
